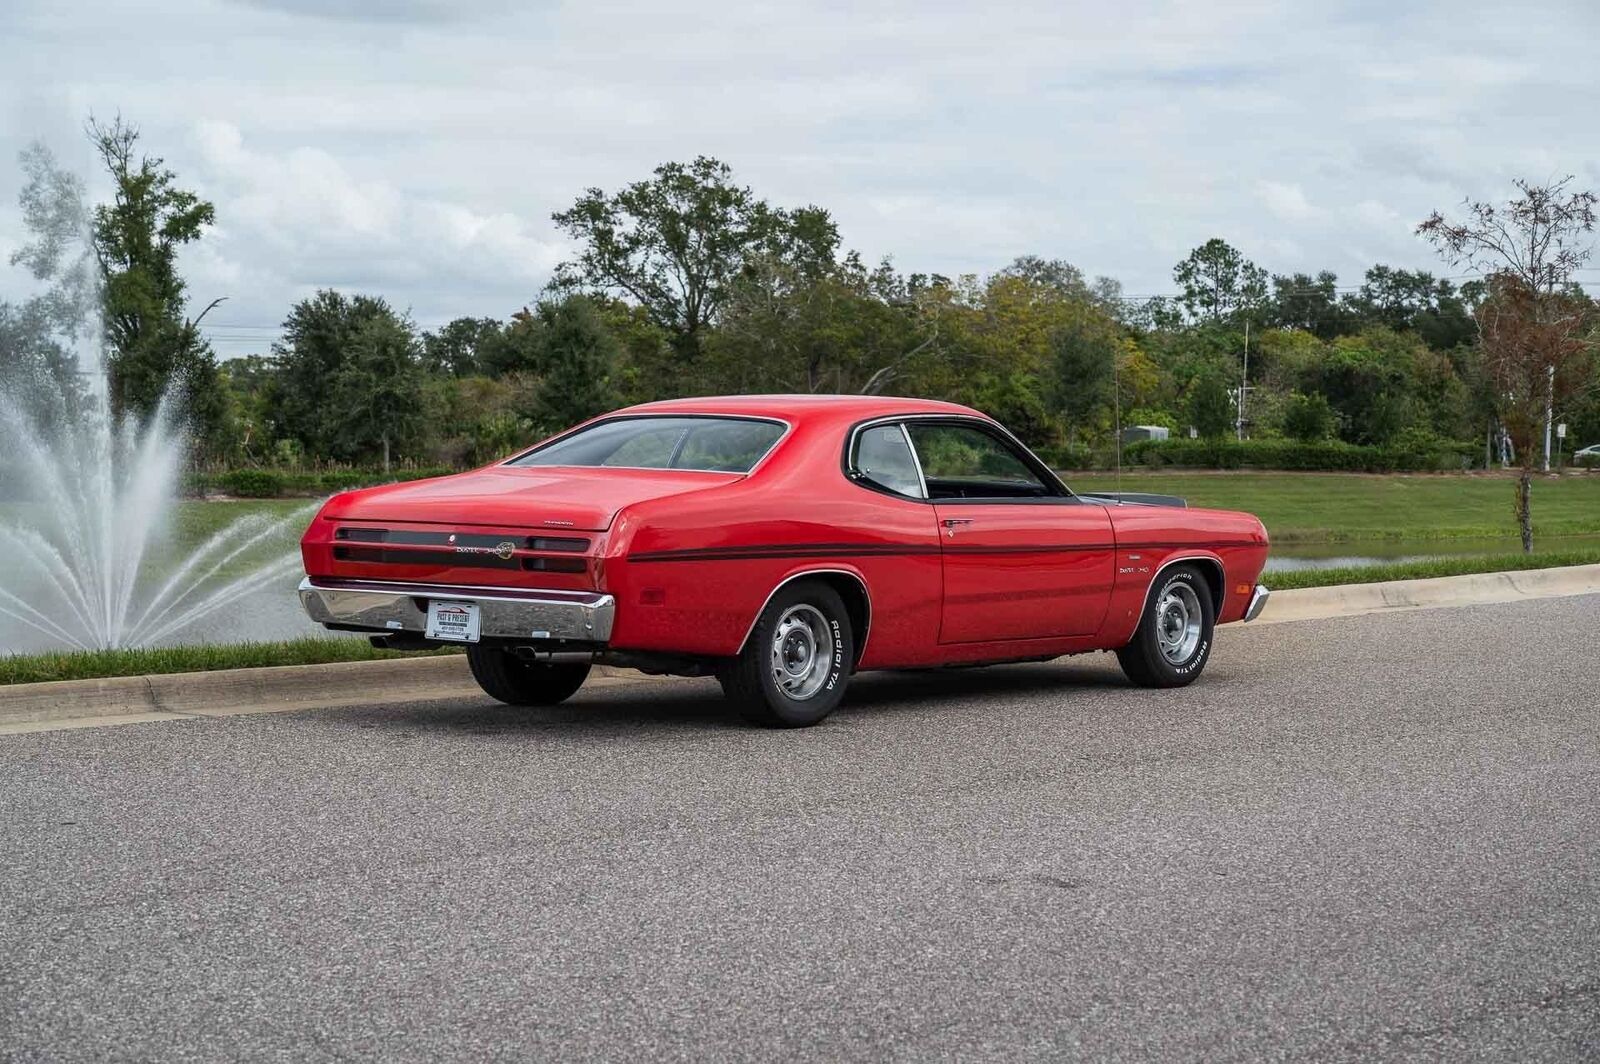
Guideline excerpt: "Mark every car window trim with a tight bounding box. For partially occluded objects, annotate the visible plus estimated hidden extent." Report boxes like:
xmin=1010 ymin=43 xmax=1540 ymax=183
xmin=899 ymin=422 xmax=930 ymax=500
xmin=503 ymin=413 xmax=793 ymax=476
xmin=844 ymin=420 xmax=927 ymax=500
xmin=842 ymin=414 xmax=1078 ymax=505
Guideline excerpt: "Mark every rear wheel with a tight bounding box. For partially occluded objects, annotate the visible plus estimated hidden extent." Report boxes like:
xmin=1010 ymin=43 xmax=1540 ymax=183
xmin=466 ymin=646 xmax=590 ymax=706
xmin=718 ymin=580 xmax=854 ymax=728
xmin=1116 ymin=565 xmax=1215 ymax=688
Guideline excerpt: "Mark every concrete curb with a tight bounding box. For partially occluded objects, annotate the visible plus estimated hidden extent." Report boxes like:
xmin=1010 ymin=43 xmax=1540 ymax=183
xmin=2 ymin=563 xmax=1597 ymax=732
xmin=0 ymin=656 xmax=663 ymax=732
xmin=1253 ymin=562 xmax=1600 ymax=625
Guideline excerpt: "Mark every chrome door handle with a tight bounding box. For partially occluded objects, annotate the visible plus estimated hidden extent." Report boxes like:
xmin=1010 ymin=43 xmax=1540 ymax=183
xmin=941 ymin=518 xmax=974 ymax=527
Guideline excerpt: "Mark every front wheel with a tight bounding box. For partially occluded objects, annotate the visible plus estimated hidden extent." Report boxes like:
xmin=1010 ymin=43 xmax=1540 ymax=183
xmin=718 ymin=580 xmax=854 ymax=727
xmin=466 ymin=646 xmax=590 ymax=706
xmin=1116 ymin=565 xmax=1215 ymax=688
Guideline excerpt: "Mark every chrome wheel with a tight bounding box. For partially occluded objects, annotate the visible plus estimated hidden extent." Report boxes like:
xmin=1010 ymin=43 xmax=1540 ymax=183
xmin=769 ymin=604 xmax=834 ymax=701
xmin=1156 ymin=583 xmax=1202 ymax=664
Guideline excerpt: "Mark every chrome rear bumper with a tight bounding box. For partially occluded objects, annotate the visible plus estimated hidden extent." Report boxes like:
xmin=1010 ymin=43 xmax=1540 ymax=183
xmin=1242 ymin=583 xmax=1270 ymax=622
xmin=298 ymin=577 xmax=615 ymax=642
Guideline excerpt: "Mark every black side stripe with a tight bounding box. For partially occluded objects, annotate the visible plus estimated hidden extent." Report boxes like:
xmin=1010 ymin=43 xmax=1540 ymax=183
xmin=1118 ymin=540 xmax=1258 ymax=550
xmin=629 ymin=544 xmax=941 ymax=563
xmin=627 ymin=539 xmax=1259 ymax=563
xmin=630 ymin=542 xmax=1109 ymax=563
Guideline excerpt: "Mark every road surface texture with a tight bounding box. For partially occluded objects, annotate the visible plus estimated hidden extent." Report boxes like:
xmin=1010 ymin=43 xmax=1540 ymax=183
xmin=2 ymin=596 xmax=1597 ymax=1062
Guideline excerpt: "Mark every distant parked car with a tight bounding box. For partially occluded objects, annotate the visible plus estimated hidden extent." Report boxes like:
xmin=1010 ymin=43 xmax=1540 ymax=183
xmin=1575 ymin=444 xmax=1600 ymax=466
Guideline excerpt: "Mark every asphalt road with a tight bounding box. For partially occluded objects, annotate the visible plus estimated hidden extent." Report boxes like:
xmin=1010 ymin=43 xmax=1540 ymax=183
xmin=2 ymin=596 xmax=1598 ymax=1062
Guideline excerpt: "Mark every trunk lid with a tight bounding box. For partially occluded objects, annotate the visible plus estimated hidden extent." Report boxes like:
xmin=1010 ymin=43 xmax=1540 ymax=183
xmin=323 ymin=466 xmax=736 ymax=531
xmin=306 ymin=465 xmax=741 ymax=592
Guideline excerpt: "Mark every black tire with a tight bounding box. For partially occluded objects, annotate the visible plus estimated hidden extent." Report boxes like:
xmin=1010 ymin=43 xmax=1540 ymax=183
xmin=718 ymin=580 xmax=854 ymax=728
xmin=466 ymin=646 xmax=591 ymax=706
xmin=1116 ymin=565 xmax=1215 ymax=688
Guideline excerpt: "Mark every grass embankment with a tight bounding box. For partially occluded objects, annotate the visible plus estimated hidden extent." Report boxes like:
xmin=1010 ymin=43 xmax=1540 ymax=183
xmin=0 ymin=637 xmax=461 ymax=686
xmin=172 ymin=498 xmax=311 ymax=544
xmin=1071 ymin=471 xmax=1600 ymax=543
xmin=1265 ymin=548 xmax=1600 ymax=591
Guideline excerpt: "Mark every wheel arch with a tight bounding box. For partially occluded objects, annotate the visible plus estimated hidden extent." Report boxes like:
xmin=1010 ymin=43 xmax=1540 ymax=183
xmin=737 ymin=568 xmax=873 ymax=670
xmin=1148 ymin=554 xmax=1225 ymax=614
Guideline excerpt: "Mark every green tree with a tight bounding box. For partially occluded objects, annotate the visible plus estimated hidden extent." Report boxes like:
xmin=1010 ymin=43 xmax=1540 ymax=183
xmin=0 ymin=302 xmax=80 ymax=425
xmin=422 ymin=375 xmax=535 ymax=466
xmin=592 ymin=297 xmax=674 ymax=403
xmin=272 ymin=290 xmax=422 ymax=463
xmin=1343 ymin=266 xmax=1475 ymax=351
xmin=524 ymin=296 xmax=619 ymax=433
xmin=1000 ymin=255 xmax=1124 ymax=313
xmin=331 ymin=312 xmax=425 ymax=471
xmin=712 ymin=252 xmax=935 ymax=396
xmin=1306 ymin=329 xmax=1427 ymax=445
xmin=421 ymin=317 xmax=504 ymax=377
xmin=1174 ymin=238 xmax=1268 ymax=324
xmin=3 ymin=144 xmax=93 ymax=423
xmin=551 ymin=156 xmax=839 ymax=364
xmin=1187 ymin=373 xmax=1235 ymax=438
xmin=1266 ymin=271 xmax=1350 ymax=338
xmin=215 ymin=354 xmax=279 ymax=461
xmin=1282 ymin=391 xmax=1334 ymax=441
xmin=86 ymin=116 xmax=226 ymax=444
xmin=1049 ymin=318 xmax=1118 ymax=444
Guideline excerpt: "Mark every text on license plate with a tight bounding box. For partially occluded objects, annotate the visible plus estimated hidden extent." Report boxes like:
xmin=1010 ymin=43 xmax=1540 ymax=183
xmin=425 ymin=600 xmax=481 ymax=642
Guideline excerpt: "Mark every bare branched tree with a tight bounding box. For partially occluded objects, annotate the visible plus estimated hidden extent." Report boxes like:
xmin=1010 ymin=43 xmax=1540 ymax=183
xmin=1418 ymin=178 xmax=1600 ymax=551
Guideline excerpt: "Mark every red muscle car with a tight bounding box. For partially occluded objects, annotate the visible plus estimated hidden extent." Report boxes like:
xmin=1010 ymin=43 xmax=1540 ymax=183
xmin=299 ymin=395 xmax=1270 ymax=726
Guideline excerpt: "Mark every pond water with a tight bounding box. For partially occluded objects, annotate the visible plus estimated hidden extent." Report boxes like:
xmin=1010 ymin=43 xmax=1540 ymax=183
xmin=1265 ymin=534 xmax=1600 ymax=572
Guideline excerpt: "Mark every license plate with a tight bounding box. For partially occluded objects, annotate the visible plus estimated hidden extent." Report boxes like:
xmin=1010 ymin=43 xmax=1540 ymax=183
xmin=425 ymin=600 xmax=481 ymax=642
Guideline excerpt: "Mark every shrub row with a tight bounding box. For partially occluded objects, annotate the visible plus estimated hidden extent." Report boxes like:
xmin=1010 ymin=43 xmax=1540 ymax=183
xmin=185 ymin=466 xmax=456 ymax=498
xmin=1032 ymin=442 xmax=1095 ymax=470
xmin=1121 ymin=438 xmax=1480 ymax=473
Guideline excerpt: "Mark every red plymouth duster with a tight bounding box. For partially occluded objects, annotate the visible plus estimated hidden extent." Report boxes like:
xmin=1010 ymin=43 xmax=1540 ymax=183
xmin=299 ymin=395 xmax=1270 ymax=726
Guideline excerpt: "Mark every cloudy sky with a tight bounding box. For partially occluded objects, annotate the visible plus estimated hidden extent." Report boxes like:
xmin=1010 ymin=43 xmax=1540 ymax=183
xmin=2 ymin=0 xmax=1596 ymax=358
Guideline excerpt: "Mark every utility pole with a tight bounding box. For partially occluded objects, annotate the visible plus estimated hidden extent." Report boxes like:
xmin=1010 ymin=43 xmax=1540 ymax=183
xmin=1113 ymin=332 xmax=1122 ymax=496
xmin=1543 ymin=364 xmax=1554 ymax=472
xmin=1237 ymin=319 xmax=1250 ymax=441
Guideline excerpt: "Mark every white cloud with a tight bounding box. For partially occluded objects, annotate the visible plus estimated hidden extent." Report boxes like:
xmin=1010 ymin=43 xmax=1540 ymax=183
xmin=2 ymin=0 xmax=1598 ymax=355
xmin=177 ymin=119 xmax=566 ymax=341
xmin=1256 ymin=181 xmax=1318 ymax=223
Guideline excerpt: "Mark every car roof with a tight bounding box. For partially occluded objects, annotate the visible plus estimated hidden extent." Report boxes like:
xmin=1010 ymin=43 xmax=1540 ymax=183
xmin=613 ymin=394 xmax=985 ymax=426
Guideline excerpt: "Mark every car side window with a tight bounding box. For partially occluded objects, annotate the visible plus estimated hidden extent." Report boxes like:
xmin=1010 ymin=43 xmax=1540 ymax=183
xmin=850 ymin=424 xmax=926 ymax=499
xmin=905 ymin=422 xmax=1055 ymax=500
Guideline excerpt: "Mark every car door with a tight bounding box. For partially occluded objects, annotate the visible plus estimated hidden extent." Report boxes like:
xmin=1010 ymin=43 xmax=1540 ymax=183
xmin=904 ymin=420 xmax=1114 ymax=643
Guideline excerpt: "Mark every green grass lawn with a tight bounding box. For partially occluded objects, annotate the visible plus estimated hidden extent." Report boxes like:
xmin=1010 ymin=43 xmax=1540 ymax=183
xmin=0 ymin=637 xmax=459 ymax=686
xmin=172 ymin=498 xmax=310 ymax=541
xmin=120 ymin=473 xmax=1600 ymax=550
xmin=1070 ymin=471 xmax=1600 ymax=543
xmin=1 ymin=498 xmax=313 ymax=567
xmin=1265 ymin=547 xmax=1600 ymax=590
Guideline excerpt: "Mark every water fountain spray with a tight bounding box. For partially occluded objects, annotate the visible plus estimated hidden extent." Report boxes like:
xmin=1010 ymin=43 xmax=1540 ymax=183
xmin=0 ymin=379 xmax=312 ymax=652
xmin=0 ymin=141 xmax=313 ymax=654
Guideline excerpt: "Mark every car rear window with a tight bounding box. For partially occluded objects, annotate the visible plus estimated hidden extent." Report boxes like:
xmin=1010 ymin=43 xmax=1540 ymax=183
xmin=509 ymin=417 xmax=786 ymax=473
